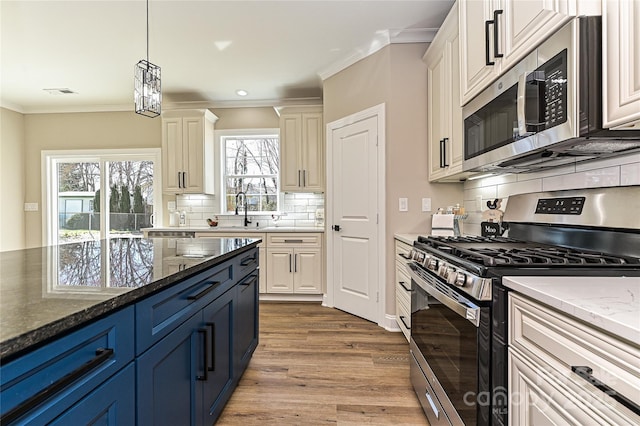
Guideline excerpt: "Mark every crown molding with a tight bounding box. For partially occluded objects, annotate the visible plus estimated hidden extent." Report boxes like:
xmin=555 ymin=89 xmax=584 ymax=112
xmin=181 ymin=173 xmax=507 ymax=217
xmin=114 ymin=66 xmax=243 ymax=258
xmin=318 ymin=27 xmax=439 ymax=81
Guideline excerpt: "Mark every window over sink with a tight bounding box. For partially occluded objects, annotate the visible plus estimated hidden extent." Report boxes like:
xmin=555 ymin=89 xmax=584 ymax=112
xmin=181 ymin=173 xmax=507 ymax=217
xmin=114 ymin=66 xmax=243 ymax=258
xmin=221 ymin=133 xmax=279 ymax=214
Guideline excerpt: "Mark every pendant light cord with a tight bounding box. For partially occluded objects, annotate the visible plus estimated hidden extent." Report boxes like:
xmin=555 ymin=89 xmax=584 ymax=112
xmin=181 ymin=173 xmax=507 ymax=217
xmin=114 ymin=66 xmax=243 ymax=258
xmin=146 ymin=0 xmax=149 ymax=63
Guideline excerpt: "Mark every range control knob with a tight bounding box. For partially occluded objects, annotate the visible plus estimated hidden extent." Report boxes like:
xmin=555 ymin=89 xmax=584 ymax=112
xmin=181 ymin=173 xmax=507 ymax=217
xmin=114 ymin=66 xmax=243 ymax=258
xmin=427 ymin=258 xmax=438 ymax=271
xmin=455 ymin=272 xmax=467 ymax=287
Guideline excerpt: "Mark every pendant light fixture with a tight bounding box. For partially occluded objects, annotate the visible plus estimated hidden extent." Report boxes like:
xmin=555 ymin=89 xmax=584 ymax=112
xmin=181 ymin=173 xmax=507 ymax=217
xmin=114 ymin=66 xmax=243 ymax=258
xmin=134 ymin=0 xmax=161 ymax=117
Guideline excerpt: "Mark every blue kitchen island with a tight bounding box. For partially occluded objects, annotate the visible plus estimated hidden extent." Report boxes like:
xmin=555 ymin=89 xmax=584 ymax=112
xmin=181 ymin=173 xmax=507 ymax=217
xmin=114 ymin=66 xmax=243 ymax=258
xmin=0 ymin=236 xmax=260 ymax=425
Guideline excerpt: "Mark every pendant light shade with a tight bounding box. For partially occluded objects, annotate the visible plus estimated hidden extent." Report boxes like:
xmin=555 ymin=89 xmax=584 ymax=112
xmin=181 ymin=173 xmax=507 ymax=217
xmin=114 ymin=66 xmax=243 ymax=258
xmin=134 ymin=0 xmax=161 ymax=117
xmin=135 ymin=60 xmax=161 ymax=117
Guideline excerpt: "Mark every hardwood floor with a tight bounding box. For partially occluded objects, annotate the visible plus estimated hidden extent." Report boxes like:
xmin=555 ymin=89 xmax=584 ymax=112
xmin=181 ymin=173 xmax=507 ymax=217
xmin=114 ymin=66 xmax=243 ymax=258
xmin=216 ymin=302 xmax=429 ymax=425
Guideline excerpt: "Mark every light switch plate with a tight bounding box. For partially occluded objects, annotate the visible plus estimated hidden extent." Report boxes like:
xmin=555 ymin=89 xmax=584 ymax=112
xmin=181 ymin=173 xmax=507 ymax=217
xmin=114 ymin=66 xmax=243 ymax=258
xmin=399 ymin=198 xmax=408 ymax=212
xmin=421 ymin=198 xmax=431 ymax=212
xmin=24 ymin=202 xmax=39 ymax=211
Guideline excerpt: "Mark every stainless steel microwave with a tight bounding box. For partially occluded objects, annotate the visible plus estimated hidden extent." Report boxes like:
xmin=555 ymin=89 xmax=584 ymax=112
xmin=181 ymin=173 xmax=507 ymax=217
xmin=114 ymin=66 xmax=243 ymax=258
xmin=462 ymin=16 xmax=640 ymax=173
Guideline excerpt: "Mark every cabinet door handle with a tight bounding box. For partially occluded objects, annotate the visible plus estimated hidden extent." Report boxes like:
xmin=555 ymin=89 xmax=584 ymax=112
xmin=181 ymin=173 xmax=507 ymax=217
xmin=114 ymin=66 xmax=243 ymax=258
xmin=571 ymin=366 xmax=640 ymax=415
xmin=303 ymin=170 xmax=306 ymax=187
xmin=399 ymin=315 xmax=411 ymax=330
xmin=196 ymin=329 xmax=208 ymax=381
xmin=493 ymin=10 xmax=503 ymax=58
xmin=240 ymin=255 xmax=256 ymax=266
xmin=240 ymin=275 xmax=258 ymax=287
xmin=440 ymin=138 xmax=449 ymax=168
xmin=485 ymin=19 xmax=495 ymax=66
xmin=289 ymin=254 xmax=292 ymax=273
xmin=182 ymin=172 xmax=187 ymax=189
xmin=206 ymin=322 xmax=216 ymax=372
xmin=399 ymin=253 xmax=411 ymax=260
xmin=294 ymin=254 xmax=298 ymax=273
xmin=284 ymin=239 xmax=303 ymax=244
xmin=0 ymin=348 xmax=115 ymax=424
xmin=178 ymin=172 xmax=182 ymax=188
xmin=298 ymin=170 xmax=302 ymax=187
xmin=186 ymin=281 xmax=220 ymax=301
xmin=399 ymin=281 xmax=412 ymax=292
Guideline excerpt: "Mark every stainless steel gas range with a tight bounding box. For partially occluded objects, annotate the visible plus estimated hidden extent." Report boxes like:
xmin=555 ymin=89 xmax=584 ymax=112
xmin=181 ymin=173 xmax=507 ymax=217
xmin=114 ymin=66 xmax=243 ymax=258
xmin=407 ymin=186 xmax=640 ymax=426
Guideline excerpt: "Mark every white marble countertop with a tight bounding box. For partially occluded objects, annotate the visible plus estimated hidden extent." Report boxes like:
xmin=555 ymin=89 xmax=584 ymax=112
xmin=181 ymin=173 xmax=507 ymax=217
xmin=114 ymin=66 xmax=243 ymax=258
xmin=145 ymin=226 xmax=325 ymax=234
xmin=503 ymin=276 xmax=640 ymax=344
xmin=394 ymin=233 xmax=421 ymax=245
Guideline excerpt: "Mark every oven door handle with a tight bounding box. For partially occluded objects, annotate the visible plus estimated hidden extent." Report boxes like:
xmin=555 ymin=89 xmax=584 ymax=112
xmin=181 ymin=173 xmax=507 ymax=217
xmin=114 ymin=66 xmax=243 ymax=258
xmin=408 ymin=264 xmax=480 ymax=327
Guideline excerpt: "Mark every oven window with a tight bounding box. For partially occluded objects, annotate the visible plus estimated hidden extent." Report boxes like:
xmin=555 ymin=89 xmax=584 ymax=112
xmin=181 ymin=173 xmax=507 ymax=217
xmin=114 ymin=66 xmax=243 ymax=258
xmin=412 ymin=282 xmax=479 ymax=425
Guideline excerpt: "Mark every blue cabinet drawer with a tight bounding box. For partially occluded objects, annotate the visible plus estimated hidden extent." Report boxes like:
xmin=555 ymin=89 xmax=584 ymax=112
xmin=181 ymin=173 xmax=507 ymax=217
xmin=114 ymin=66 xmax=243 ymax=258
xmin=235 ymin=247 xmax=259 ymax=282
xmin=0 ymin=306 xmax=135 ymax=425
xmin=136 ymin=261 xmax=234 ymax=355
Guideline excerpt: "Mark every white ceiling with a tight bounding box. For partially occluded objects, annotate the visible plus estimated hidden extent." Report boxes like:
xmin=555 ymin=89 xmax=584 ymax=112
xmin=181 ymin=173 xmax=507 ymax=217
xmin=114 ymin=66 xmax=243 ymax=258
xmin=1 ymin=0 xmax=455 ymax=114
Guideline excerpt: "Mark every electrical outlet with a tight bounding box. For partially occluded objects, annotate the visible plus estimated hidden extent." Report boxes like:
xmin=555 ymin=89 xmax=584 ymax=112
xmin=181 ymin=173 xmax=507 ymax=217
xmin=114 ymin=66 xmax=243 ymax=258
xmin=399 ymin=198 xmax=408 ymax=212
xmin=24 ymin=202 xmax=38 ymax=212
xmin=421 ymin=198 xmax=431 ymax=212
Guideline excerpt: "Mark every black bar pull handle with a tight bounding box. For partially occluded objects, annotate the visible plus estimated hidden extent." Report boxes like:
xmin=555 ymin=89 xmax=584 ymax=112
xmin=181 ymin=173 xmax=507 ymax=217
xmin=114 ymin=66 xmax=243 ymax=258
xmin=442 ymin=138 xmax=449 ymax=167
xmin=485 ymin=20 xmax=495 ymax=66
xmin=1 ymin=348 xmax=115 ymax=424
xmin=399 ymin=316 xmax=411 ymax=330
xmin=206 ymin=322 xmax=216 ymax=372
xmin=399 ymin=281 xmax=412 ymax=292
xmin=196 ymin=329 xmax=208 ymax=381
xmin=240 ymin=275 xmax=258 ymax=287
xmin=571 ymin=366 xmax=640 ymax=415
xmin=289 ymin=254 xmax=292 ymax=273
xmin=493 ymin=9 xmax=503 ymax=58
xmin=240 ymin=255 xmax=255 ymax=266
xmin=186 ymin=281 xmax=220 ymax=301
xmin=399 ymin=253 xmax=411 ymax=260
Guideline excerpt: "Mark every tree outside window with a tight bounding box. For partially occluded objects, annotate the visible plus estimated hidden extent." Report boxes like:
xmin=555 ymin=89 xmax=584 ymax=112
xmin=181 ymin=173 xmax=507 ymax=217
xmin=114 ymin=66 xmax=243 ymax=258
xmin=223 ymin=136 xmax=279 ymax=213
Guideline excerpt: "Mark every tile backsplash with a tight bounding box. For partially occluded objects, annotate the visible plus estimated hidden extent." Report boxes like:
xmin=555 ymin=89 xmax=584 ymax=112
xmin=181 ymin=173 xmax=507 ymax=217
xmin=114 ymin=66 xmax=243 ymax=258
xmin=175 ymin=193 xmax=325 ymax=228
xmin=462 ymin=152 xmax=640 ymax=236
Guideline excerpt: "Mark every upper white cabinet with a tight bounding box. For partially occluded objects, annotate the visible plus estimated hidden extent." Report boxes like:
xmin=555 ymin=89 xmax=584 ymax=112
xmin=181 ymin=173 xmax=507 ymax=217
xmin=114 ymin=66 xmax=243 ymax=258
xmin=424 ymin=2 xmax=464 ymax=182
xmin=459 ymin=0 xmax=600 ymax=105
xmin=162 ymin=109 xmax=217 ymax=194
xmin=603 ymin=0 xmax=640 ymax=129
xmin=279 ymin=107 xmax=324 ymax=192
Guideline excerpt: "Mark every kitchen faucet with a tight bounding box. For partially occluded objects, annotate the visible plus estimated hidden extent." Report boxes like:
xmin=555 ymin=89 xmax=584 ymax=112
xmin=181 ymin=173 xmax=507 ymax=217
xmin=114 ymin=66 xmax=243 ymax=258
xmin=235 ymin=191 xmax=252 ymax=227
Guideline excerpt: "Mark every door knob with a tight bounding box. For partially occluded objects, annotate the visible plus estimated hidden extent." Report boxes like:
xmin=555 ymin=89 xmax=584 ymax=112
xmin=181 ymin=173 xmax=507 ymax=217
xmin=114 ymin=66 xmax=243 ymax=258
xmin=332 ymin=225 xmax=341 ymax=231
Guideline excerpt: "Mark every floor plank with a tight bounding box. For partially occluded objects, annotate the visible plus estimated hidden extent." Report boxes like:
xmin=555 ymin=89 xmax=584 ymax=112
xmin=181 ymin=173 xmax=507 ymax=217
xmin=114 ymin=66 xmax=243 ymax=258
xmin=216 ymin=302 xmax=429 ymax=425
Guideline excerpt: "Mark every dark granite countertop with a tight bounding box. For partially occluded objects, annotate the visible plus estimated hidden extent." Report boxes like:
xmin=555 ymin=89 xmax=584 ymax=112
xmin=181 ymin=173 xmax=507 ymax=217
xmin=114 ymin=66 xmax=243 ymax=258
xmin=0 ymin=236 xmax=260 ymax=361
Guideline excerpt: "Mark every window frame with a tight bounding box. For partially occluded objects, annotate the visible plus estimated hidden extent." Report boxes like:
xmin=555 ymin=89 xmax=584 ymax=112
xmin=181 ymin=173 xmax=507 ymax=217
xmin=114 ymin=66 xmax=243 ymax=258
xmin=216 ymin=129 xmax=280 ymax=215
xmin=42 ymin=148 xmax=162 ymax=245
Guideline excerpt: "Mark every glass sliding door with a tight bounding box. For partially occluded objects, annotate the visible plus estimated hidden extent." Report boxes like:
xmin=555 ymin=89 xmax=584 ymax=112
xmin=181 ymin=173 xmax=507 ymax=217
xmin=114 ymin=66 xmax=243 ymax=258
xmin=107 ymin=160 xmax=155 ymax=237
xmin=45 ymin=149 xmax=161 ymax=246
xmin=56 ymin=161 xmax=101 ymax=244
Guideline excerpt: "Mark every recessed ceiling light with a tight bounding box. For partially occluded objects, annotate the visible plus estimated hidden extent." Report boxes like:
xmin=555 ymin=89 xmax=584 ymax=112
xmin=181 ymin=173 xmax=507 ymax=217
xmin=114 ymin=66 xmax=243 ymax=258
xmin=236 ymin=89 xmax=248 ymax=97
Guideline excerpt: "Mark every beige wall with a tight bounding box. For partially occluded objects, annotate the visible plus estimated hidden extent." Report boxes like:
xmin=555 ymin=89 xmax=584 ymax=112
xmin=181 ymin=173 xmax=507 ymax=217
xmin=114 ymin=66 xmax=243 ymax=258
xmin=212 ymin=107 xmax=279 ymax=129
xmin=324 ymin=43 xmax=464 ymax=317
xmin=24 ymin=111 xmax=162 ymax=248
xmin=0 ymin=108 xmax=26 ymax=251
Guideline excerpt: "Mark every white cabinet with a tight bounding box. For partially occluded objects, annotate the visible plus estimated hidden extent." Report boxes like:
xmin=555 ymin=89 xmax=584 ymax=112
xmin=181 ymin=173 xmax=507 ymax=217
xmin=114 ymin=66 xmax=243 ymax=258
xmin=424 ymin=2 xmax=464 ymax=182
xmin=266 ymin=233 xmax=323 ymax=294
xmin=279 ymin=107 xmax=324 ymax=192
xmin=603 ymin=0 xmax=640 ymax=129
xmin=459 ymin=0 xmax=599 ymax=105
xmin=162 ymin=109 xmax=217 ymax=194
xmin=508 ymin=293 xmax=640 ymax=425
xmin=394 ymin=238 xmax=412 ymax=341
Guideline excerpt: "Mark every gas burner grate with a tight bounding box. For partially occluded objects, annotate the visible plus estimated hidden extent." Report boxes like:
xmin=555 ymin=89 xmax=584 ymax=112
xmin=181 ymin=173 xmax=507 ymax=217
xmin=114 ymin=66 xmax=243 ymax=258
xmin=462 ymin=246 xmax=636 ymax=267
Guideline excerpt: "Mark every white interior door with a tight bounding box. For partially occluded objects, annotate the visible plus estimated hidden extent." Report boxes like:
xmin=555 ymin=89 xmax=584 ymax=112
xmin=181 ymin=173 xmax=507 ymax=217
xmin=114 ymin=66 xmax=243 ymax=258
xmin=330 ymin=115 xmax=379 ymax=323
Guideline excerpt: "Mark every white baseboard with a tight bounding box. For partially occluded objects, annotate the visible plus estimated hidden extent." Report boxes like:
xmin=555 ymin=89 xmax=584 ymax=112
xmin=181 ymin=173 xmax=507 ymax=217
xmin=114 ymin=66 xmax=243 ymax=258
xmin=382 ymin=313 xmax=402 ymax=332
xmin=259 ymin=293 xmax=324 ymax=302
